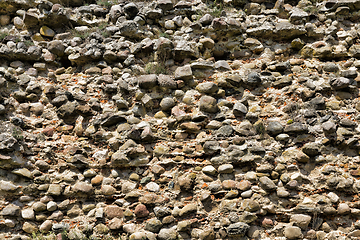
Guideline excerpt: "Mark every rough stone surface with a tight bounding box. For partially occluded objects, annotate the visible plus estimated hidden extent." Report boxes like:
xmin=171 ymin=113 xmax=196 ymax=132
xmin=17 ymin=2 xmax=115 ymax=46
xmin=0 ymin=1 xmax=359 ymax=239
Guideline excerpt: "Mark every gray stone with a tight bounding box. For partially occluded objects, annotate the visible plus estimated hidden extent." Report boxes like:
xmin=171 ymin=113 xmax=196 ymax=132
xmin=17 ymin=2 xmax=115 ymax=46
xmin=21 ymin=208 xmax=35 ymax=220
xmin=47 ymin=184 xmax=62 ymax=196
xmin=129 ymin=232 xmax=147 ymax=240
xmin=218 ymin=164 xmax=233 ymax=174
xmin=108 ymin=217 xmax=123 ymax=230
xmin=154 ymin=207 xmax=171 ymax=218
xmin=215 ymin=60 xmax=232 ymax=71
xmin=0 ymin=105 xmax=5 ymax=115
xmin=259 ymin=176 xmax=277 ymax=191
xmin=289 ymin=8 xmax=309 ymax=24
xmin=32 ymin=202 xmax=46 ymax=212
xmin=196 ymin=82 xmax=218 ymax=94
xmin=48 ymin=40 xmax=65 ymax=56
xmin=330 ymin=77 xmax=350 ymax=90
xmin=199 ymin=96 xmax=219 ymax=113
xmin=199 ymin=14 xmax=213 ymax=26
xmin=174 ymin=40 xmax=196 ymax=62
xmin=284 ymin=123 xmax=308 ymax=134
xmin=203 ymin=141 xmax=220 ymax=155
xmin=23 ymin=222 xmax=38 ymax=234
xmin=322 ymin=120 xmax=337 ymax=133
xmin=267 ymin=121 xmax=284 ymax=135
xmin=233 ymin=102 xmax=248 ymax=117
xmin=179 ymin=204 xmax=197 ymax=216
xmin=290 ymin=214 xmax=312 ymax=230
xmin=245 ymin=72 xmax=261 ymax=86
xmin=272 ymin=76 xmax=292 ymax=88
xmin=215 ymin=125 xmax=233 ymax=137
xmin=1 ymin=205 xmax=20 ymax=216
xmin=47 ymin=201 xmax=57 ymax=211
xmin=23 ymin=12 xmax=39 ymax=28
xmin=158 ymin=228 xmax=177 ymax=240
xmin=0 ymin=180 xmax=18 ymax=191
xmin=73 ymin=182 xmax=94 ymax=194
xmin=137 ymin=74 xmax=158 ymax=89
xmin=323 ymin=63 xmax=339 ymax=72
xmin=160 ymin=97 xmax=176 ymax=111
xmin=39 ymin=220 xmax=52 ymax=233
xmin=175 ymin=65 xmax=193 ymax=80
xmin=145 ymin=182 xmax=160 ymax=192
xmin=202 ymin=165 xmax=217 ymax=175
xmin=284 ymin=226 xmax=302 ymax=239
xmin=338 ymin=203 xmax=350 ymax=215
xmin=157 ymin=0 xmax=173 ymax=11
xmin=158 ymin=74 xmax=177 ymax=89
xmin=124 ymin=2 xmax=138 ymax=19
xmin=145 ymin=218 xmax=162 ymax=233
xmin=177 ymin=220 xmax=192 ymax=231
xmin=302 ymin=142 xmax=320 ymax=156
xmin=349 ymin=44 xmax=360 ymax=58
xmin=227 ymin=222 xmax=250 ymax=236
xmin=0 ymin=133 xmax=17 ymax=151
xmin=118 ymin=20 xmax=140 ymax=38
xmin=274 ymin=22 xmax=306 ymax=40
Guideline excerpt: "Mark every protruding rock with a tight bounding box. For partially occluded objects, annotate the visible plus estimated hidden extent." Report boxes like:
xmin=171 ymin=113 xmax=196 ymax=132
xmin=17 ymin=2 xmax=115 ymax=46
xmin=199 ymin=95 xmax=219 ymax=113
xmin=40 ymin=26 xmax=55 ymax=37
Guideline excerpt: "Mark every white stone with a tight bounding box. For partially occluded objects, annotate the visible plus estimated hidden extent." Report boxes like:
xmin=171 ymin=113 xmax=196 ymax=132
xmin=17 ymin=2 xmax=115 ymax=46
xmin=47 ymin=201 xmax=57 ymax=211
xmin=21 ymin=208 xmax=35 ymax=220
xmin=146 ymin=182 xmax=160 ymax=192
xmin=328 ymin=192 xmax=339 ymax=203
xmin=5 ymin=219 xmax=15 ymax=228
xmin=202 ymin=165 xmax=216 ymax=175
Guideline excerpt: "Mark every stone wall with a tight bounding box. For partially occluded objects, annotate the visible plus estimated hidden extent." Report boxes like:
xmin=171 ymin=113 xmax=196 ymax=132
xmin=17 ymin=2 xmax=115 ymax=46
xmin=1 ymin=0 xmax=360 ymax=239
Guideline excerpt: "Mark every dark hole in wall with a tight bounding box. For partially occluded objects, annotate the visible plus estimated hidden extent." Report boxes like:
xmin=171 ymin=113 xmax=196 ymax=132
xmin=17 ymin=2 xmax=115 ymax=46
xmin=60 ymin=56 xmax=72 ymax=69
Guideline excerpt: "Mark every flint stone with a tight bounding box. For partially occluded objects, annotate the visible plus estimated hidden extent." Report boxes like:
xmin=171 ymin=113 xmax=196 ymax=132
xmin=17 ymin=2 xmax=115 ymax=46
xmin=137 ymin=74 xmax=158 ymax=89
xmin=284 ymin=226 xmax=302 ymax=239
xmin=1 ymin=205 xmax=20 ymax=216
xmin=39 ymin=220 xmax=52 ymax=233
xmin=73 ymin=182 xmax=93 ymax=194
xmin=22 ymin=208 xmax=35 ymax=220
xmin=0 ymin=180 xmax=18 ymax=191
xmin=196 ymin=82 xmax=218 ymax=94
xmin=322 ymin=120 xmax=337 ymax=133
xmin=105 ymin=205 xmax=123 ymax=219
xmin=134 ymin=204 xmax=149 ymax=218
xmin=267 ymin=121 xmax=284 ymax=135
xmin=23 ymin=222 xmax=38 ymax=234
xmin=259 ymin=176 xmax=277 ymax=190
xmin=199 ymin=96 xmax=219 ymax=113
xmin=175 ymin=65 xmax=192 ymax=80
xmin=158 ymin=74 xmax=177 ymax=89
xmin=158 ymin=228 xmax=177 ymax=240
xmin=284 ymin=123 xmax=308 ymax=134
xmin=145 ymin=218 xmax=162 ymax=233
xmin=160 ymin=97 xmax=176 ymax=111
xmin=330 ymin=77 xmax=350 ymax=90
xmin=233 ymin=102 xmax=248 ymax=117
xmin=227 ymin=222 xmax=250 ymax=236
xmin=0 ymin=133 xmax=17 ymax=151
xmin=179 ymin=204 xmax=197 ymax=216
xmin=202 ymin=165 xmax=217 ymax=175
xmin=290 ymin=214 xmax=312 ymax=230
xmin=245 ymin=72 xmax=261 ymax=86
